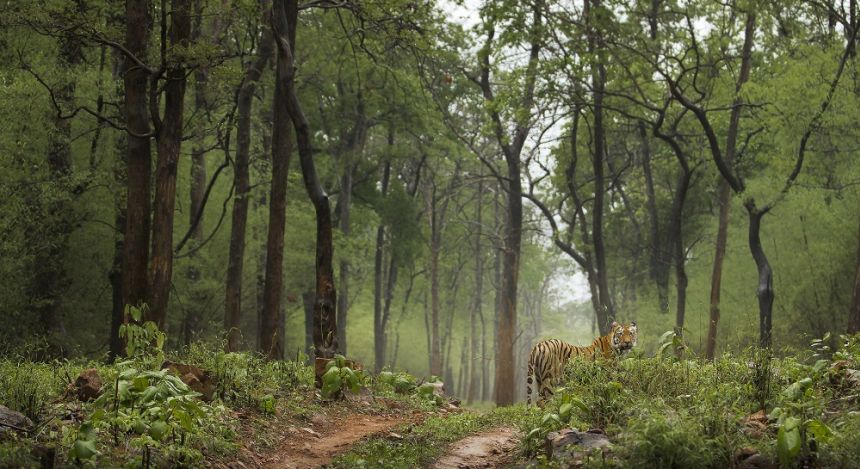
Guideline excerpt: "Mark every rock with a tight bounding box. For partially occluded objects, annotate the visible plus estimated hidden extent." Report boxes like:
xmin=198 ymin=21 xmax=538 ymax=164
xmin=74 ymin=368 xmax=103 ymax=402
xmin=161 ymin=361 xmax=216 ymax=402
xmin=388 ymin=432 xmax=404 ymax=440
xmin=0 ymin=405 xmax=33 ymax=438
xmin=544 ymin=428 xmax=611 ymax=461
xmin=309 ymin=413 xmax=328 ymax=427
xmin=739 ymin=453 xmax=775 ymax=469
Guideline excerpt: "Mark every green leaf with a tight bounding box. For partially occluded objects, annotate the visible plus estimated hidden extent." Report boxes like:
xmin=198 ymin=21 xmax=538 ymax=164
xmin=70 ymin=439 xmax=99 ymax=460
xmin=148 ymin=420 xmax=168 ymax=441
xmin=806 ymin=419 xmax=833 ymax=442
xmin=777 ymin=423 xmax=801 ymax=467
xmin=559 ymin=403 xmax=573 ymax=423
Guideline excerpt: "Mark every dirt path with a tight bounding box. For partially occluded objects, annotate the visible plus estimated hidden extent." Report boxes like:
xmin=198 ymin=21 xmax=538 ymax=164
xmin=262 ymin=411 xmax=413 ymax=468
xmin=432 ymin=426 xmax=520 ymax=469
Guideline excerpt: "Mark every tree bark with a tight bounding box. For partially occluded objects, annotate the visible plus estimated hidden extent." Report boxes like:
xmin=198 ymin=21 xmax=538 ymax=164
xmin=275 ymin=0 xmax=338 ymax=358
xmin=745 ymin=200 xmax=774 ymax=348
xmin=587 ymin=0 xmax=614 ymax=333
xmin=640 ymin=122 xmax=670 ymax=313
xmin=706 ymin=180 xmax=731 ymax=358
xmin=147 ymin=0 xmax=192 ymax=330
xmin=259 ymin=0 xmax=295 ymax=360
xmin=225 ymin=7 xmax=273 ymax=352
xmin=428 ymin=186 xmax=443 ymax=376
xmin=468 ymin=172 xmax=484 ymax=404
xmin=121 ymin=0 xmax=153 ymax=318
xmin=848 ymin=211 xmax=860 ymax=333
xmin=705 ymin=12 xmax=756 ymax=358
xmin=336 ymin=164 xmax=353 ymax=355
xmin=373 ymin=159 xmax=392 ymax=372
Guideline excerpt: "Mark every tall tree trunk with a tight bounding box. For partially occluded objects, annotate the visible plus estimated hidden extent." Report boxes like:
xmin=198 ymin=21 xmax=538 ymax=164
xmin=225 ymin=10 xmax=273 ymax=352
xmin=468 ymin=172 xmax=484 ymax=404
xmin=587 ymin=0 xmax=614 ymax=334
xmin=336 ymin=164 xmax=352 ymax=355
xmin=260 ymin=1 xmax=295 ymax=360
xmin=373 ymin=160 xmax=392 ymax=371
xmin=847 ymin=212 xmax=860 ymax=334
xmin=428 ymin=191 xmax=443 ymax=376
xmin=640 ymin=122 xmax=670 ymax=313
xmin=671 ymin=169 xmax=692 ymax=337
xmin=33 ymin=7 xmax=84 ymax=356
xmin=705 ymin=13 xmax=756 ymax=358
xmin=848 ymin=211 xmax=860 ymax=333
xmin=275 ymin=0 xmax=338 ymax=358
xmin=706 ymin=180 xmax=731 ymax=358
xmin=745 ymin=200 xmax=774 ymax=348
xmin=147 ymin=0 xmax=191 ymax=330
xmin=121 ymin=0 xmax=152 ymax=319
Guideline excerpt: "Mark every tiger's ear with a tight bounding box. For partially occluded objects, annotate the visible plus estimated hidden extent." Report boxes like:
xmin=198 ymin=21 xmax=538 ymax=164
xmin=610 ymin=321 xmax=619 ymax=328
xmin=630 ymin=321 xmax=637 ymax=328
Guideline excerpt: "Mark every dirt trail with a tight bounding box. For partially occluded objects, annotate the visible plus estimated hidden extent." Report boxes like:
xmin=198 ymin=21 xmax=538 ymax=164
xmin=262 ymin=411 xmax=412 ymax=468
xmin=432 ymin=426 xmax=520 ymax=469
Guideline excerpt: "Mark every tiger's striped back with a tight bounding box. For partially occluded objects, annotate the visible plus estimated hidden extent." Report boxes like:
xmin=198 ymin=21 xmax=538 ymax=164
xmin=526 ymin=321 xmax=637 ymax=406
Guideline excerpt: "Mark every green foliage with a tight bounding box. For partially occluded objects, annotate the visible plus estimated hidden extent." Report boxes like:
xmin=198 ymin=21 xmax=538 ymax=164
xmin=0 ymin=360 xmax=60 ymax=422
xmin=321 ymin=355 xmax=368 ymax=399
xmin=119 ymin=305 xmax=165 ymax=366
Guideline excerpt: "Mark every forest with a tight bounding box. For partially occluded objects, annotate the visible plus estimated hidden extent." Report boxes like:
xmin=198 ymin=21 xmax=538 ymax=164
xmin=2 ymin=0 xmax=860 ymax=467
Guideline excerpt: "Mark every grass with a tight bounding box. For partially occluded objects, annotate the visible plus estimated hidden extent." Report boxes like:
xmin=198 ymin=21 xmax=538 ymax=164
xmin=524 ymin=334 xmax=860 ymax=468
xmin=332 ymin=405 xmax=536 ymax=468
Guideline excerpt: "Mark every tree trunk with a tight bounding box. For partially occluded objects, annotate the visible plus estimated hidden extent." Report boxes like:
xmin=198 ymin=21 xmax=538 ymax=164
xmin=587 ymin=0 xmax=614 ymax=334
xmin=706 ymin=180 xmax=731 ymax=358
xmin=671 ymin=169 xmax=692 ymax=337
xmin=147 ymin=0 xmax=192 ymax=330
xmin=428 ymin=193 xmax=443 ymax=376
xmin=849 ymin=212 xmax=860 ymax=333
xmin=745 ymin=200 xmax=774 ymax=348
xmin=225 ymin=11 xmax=273 ymax=352
xmin=468 ymin=172 xmax=484 ymax=404
xmin=260 ymin=0 xmax=296 ymax=360
xmin=109 ymin=139 xmax=127 ymax=361
xmin=275 ymin=0 xmax=338 ymax=358
xmin=337 ymin=164 xmax=352 ymax=355
xmin=121 ymin=0 xmax=152 ymax=318
xmin=373 ymin=160 xmax=392 ymax=371
xmin=640 ymin=122 xmax=670 ymax=313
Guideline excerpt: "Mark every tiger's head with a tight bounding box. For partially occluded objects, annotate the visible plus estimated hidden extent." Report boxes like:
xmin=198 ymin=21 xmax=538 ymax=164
xmin=609 ymin=321 xmax=638 ymax=354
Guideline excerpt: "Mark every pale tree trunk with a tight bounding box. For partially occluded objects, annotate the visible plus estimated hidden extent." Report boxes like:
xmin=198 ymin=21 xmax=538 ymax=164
xmin=225 ymin=6 xmax=273 ymax=352
xmin=147 ymin=0 xmax=192 ymax=330
xmin=428 ymin=188 xmax=443 ymax=376
xmin=468 ymin=173 xmax=484 ymax=404
xmin=337 ymin=165 xmax=352 ymax=355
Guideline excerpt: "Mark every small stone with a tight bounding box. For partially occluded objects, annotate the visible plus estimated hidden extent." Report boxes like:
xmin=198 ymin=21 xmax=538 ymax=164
xmin=301 ymin=427 xmax=321 ymax=438
xmin=74 ymin=368 xmax=103 ymax=402
xmin=388 ymin=432 xmax=403 ymax=440
xmin=310 ymin=413 xmax=328 ymax=426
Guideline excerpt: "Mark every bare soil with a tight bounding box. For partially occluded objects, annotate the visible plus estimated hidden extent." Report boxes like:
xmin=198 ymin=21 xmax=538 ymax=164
xmin=432 ymin=426 xmax=521 ymax=469
xmin=251 ymin=401 xmax=423 ymax=469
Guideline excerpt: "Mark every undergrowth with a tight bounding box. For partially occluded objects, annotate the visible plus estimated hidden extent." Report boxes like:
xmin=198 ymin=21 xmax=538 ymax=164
xmin=525 ymin=332 xmax=860 ymax=468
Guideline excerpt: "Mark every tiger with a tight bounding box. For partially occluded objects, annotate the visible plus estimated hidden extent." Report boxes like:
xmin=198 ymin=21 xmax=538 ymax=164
xmin=526 ymin=321 xmax=638 ymax=406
